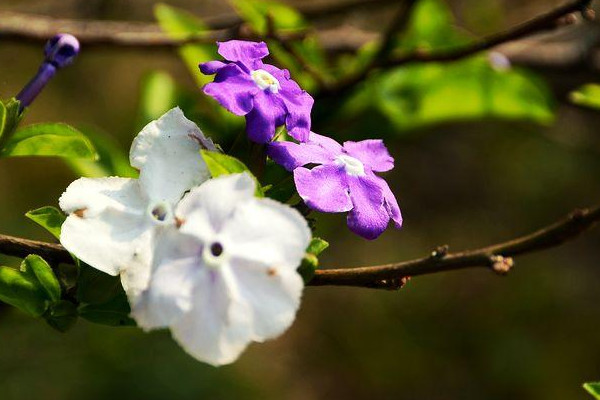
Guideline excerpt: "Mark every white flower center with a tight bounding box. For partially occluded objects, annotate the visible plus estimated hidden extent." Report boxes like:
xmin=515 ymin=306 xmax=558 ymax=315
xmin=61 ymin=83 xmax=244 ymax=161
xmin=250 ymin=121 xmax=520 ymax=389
xmin=335 ymin=154 xmax=365 ymax=176
xmin=251 ymin=69 xmax=280 ymax=93
xmin=148 ymin=201 xmax=174 ymax=225
xmin=202 ymin=241 xmax=226 ymax=268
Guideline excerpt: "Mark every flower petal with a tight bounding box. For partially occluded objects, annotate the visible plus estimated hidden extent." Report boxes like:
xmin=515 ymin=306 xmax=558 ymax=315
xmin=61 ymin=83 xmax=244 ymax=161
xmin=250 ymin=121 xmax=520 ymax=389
xmin=59 ymin=177 xmax=151 ymax=276
xmin=372 ymin=175 xmax=403 ymax=228
xmin=131 ymin=107 xmax=211 ymax=204
xmin=294 ymin=165 xmax=352 ymax=213
xmin=229 ymin=256 xmax=303 ymax=340
xmin=170 ymin=266 xmax=253 ymax=366
xmin=266 ymin=141 xmax=334 ymax=171
xmin=245 ymin=91 xmax=287 ymax=143
xmin=199 ymin=60 xmax=227 ymax=75
xmin=131 ymin=230 xmax=203 ymax=330
xmin=346 ymin=174 xmax=390 ymax=240
xmin=204 ymin=64 xmax=257 ymax=116
xmin=177 ymin=173 xmax=256 ymax=235
xmin=280 ymin=89 xmax=313 ymax=143
xmin=217 ymin=40 xmax=269 ymax=66
xmin=308 ymin=131 xmax=343 ymax=155
xmin=343 ymin=139 xmax=394 ymax=172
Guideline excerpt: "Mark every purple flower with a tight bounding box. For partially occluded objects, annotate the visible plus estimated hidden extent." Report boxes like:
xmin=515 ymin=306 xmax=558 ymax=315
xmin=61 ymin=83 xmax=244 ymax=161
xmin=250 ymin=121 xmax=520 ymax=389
xmin=199 ymin=40 xmax=314 ymax=144
xmin=267 ymin=132 xmax=403 ymax=240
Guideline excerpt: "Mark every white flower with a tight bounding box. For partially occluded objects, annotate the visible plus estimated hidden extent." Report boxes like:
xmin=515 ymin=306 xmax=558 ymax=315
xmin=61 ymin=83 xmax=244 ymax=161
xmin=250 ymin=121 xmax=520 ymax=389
xmin=132 ymin=173 xmax=311 ymax=366
xmin=59 ymin=107 xmax=212 ymax=298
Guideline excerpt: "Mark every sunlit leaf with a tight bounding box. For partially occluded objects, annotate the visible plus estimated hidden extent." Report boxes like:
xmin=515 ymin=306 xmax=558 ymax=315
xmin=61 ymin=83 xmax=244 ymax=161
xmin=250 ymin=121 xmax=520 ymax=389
xmin=201 ymin=150 xmax=264 ymax=196
xmin=229 ymin=0 xmax=306 ymax=35
xmin=0 ymin=98 xmax=23 ymax=144
xmin=298 ymin=237 xmax=329 ymax=283
xmin=584 ymin=382 xmax=600 ymax=399
xmin=1 ymin=123 xmax=97 ymax=159
xmin=25 ymin=206 xmax=66 ymax=240
xmin=569 ymin=84 xmax=600 ymax=110
xmin=22 ymin=255 xmax=61 ymax=303
xmin=0 ymin=266 xmax=48 ymax=317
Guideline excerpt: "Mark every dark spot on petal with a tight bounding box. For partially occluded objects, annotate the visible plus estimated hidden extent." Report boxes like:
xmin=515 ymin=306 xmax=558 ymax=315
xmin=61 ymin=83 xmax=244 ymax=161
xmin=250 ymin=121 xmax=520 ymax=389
xmin=210 ymin=242 xmax=223 ymax=257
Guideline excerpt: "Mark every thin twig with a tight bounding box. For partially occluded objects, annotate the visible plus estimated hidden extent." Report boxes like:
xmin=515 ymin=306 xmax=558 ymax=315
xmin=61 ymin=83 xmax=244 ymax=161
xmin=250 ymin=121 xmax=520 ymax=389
xmin=0 ymin=204 xmax=598 ymax=289
xmin=309 ymin=204 xmax=600 ymax=288
xmin=318 ymin=0 xmax=594 ymax=98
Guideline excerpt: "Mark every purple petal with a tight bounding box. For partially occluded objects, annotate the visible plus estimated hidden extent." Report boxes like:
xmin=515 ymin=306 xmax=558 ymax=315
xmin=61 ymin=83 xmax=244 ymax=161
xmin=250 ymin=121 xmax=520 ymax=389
xmin=372 ymin=175 xmax=402 ymax=228
xmin=343 ymin=140 xmax=394 ymax=172
xmin=346 ymin=175 xmax=390 ymax=240
xmin=217 ymin=40 xmax=269 ymax=66
xmin=203 ymin=64 xmax=256 ymax=116
xmin=281 ymin=90 xmax=314 ymax=142
xmin=267 ymin=141 xmax=335 ymax=171
xmin=245 ymin=91 xmax=286 ymax=143
xmin=308 ymin=132 xmax=343 ymax=155
xmin=294 ymin=165 xmax=352 ymax=213
xmin=199 ymin=60 xmax=227 ymax=75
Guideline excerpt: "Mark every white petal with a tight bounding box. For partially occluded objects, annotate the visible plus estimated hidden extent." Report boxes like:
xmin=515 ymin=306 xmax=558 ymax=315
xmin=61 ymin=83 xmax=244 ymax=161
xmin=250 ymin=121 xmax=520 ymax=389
xmin=59 ymin=177 xmax=151 ymax=276
xmin=225 ymin=197 xmax=311 ymax=268
xmin=130 ymin=107 xmax=211 ymax=203
xmin=131 ymin=230 xmax=203 ymax=329
xmin=176 ymin=173 xmax=255 ymax=234
xmin=229 ymin=256 xmax=303 ymax=340
xmin=170 ymin=265 xmax=253 ymax=366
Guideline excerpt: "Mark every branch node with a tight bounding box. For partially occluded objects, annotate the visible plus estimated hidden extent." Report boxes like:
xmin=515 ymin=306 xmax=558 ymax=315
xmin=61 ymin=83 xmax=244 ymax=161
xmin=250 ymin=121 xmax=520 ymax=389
xmin=430 ymin=244 xmax=449 ymax=259
xmin=489 ymin=255 xmax=514 ymax=275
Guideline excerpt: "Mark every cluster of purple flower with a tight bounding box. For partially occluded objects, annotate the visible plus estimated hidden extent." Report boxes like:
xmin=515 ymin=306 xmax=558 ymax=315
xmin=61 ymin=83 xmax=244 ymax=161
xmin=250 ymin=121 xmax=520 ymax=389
xmin=201 ymin=40 xmax=402 ymax=239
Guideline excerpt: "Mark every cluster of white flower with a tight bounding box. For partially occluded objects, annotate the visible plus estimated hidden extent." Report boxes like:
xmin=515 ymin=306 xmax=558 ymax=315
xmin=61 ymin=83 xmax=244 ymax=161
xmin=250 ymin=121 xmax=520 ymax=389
xmin=59 ymin=108 xmax=311 ymax=365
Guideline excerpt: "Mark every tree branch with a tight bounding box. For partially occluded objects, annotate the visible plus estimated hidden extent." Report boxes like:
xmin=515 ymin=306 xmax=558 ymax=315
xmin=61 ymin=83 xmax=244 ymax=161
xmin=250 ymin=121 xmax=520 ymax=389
xmin=318 ymin=0 xmax=595 ymax=98
xmin=0 ymin=204 xmax=598 ymax=289
xmin=309 ymin=204 xmax=600 ymax=289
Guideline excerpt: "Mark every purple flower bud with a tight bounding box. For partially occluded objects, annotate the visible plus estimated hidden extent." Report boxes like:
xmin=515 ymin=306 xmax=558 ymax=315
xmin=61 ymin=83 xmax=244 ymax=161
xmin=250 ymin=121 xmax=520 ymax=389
xmin=16 ymin=34 xmax=80 ymax=111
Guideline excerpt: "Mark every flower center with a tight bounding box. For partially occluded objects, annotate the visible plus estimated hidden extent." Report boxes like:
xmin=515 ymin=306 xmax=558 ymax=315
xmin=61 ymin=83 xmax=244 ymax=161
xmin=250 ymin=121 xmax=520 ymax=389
xmin=148 ymin=201 xmax=174 ymax=225
xmin=203 ymin=241 xmax=226 ymax=268
xmin=251 ymin=69 xmax=280 ymax=93
xmin=335 ymin=154 xmax=365 ymax=176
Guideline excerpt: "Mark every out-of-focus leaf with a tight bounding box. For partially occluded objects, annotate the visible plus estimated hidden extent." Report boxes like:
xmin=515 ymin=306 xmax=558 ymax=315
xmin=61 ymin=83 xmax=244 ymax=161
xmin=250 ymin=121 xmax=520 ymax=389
xmin=154 ymin=3 xmax=217 ymax=87
xmin=25 ymin=206 xmax=66 ymax=240
xmin=79 ymin=292 xmax=135 ymax=327
xmin=201 ymin=150 xmax=264 ymax=196
xmin=569 ymin=84 xmax=600 ymax=110
xmin=76 ymin=264 xmax=122 ymax=305
xmin=65 ymin=126 xmax=137 ymax=178
xmin=22 ymin=255 xmax=61 ymax=303
xmin=229 ymin=0 xmax=306 ymax=35
xmin=137 ymin=70 xmax=177 ymax=129
xmin=298 ymin=237 xmax=329 ymax=283
xmin=1 ymin=123 xmax=97 ymax=159
xmin=584 ymin=382 xmax=600 ymax=399
xmin=45 ymin=300 xmax=78 ymax=332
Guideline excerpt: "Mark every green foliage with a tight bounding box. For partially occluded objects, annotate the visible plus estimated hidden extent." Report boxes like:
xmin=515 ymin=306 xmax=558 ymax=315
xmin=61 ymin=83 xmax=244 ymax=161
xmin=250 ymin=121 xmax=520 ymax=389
xmin=45 ymin=300 xmax=78 ymax=332
xmin=76 ymin=264 xmax=122 ymax=305
xmin=0 ymin=98 xmax=23 ymax=145
xmin=298 ymin=237 xmax=329 ymax=283
xmin=0 ymin=255 xmax=61 ymax=317
xmin=79 ymin=292 xmax=135 ymax=327
xmin=229 ymin=0 xmax=306 ymax=35
xmin=569 ymin=84 xmax=600 ymax=110
xmin=201 ymin=150 xmax=264 ymax=196
xmin=154 ymin=3 xmax=217 ymax=87
xmin=138 ymin=71 xmax=178 ymax=128
xmin=25 ymin=206 xmax=66 ymax=240
xmin=584 ymin=382 xmax=600 ymax=399
xmin=65 ymin=126 xmax=137 ymax=178
xmin=1 ymin=123 xmax=98 ymax=159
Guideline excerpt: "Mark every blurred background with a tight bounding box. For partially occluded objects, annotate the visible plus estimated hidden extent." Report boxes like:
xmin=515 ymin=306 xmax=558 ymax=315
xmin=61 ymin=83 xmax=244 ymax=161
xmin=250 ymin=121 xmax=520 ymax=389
xmin=1 ymin=0 xmax=600 ymax=399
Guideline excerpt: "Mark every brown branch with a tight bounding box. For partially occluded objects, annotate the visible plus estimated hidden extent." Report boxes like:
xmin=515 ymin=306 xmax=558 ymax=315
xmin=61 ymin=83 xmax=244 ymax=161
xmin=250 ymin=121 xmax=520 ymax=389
xmin=318 ymin=0 xmax=595 ymax=98
xmin=0 ymin=204 xmax=599 ymax=290
xmin=309 ymin=204 xmax=600 ymax=288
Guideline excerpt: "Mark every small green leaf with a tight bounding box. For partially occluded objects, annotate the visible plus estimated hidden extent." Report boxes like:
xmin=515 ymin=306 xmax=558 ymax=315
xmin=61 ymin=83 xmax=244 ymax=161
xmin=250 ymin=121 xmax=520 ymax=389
xmin=201 ymin=150 xmax=264 ymax=196
xmin=25 ymin=206 xmax=66 ymax=240
xmin=569 ymin=84 xmax=600 ymax=110
xmin=298 ymin=237 xmax=329 ymax=283
xmin=79 ymin=292 xmax=135 ymax=327
xmin=1 ymin=123 xmax=98 ymax=159
xmin=0 ymin=266 xmax=49 ymax=317
xmin=76 ymin=264 xmax=122 ymax=305
xmin=0 ymin=101 xmax=6 ymax=138
xmin=45 ymin=300 xmax=78 ymax=332
xmin=229 ymin=0 xmax=306 ymax=35
xmin=585 ymin=382 xmax=600 ymax=399
xmin=22 ymin=255 xmax=61 ymax=303
xmin=307 ymin=237 xmax=329 ymax=256
xmin=0 ymin=98 xmax=23 ymax=145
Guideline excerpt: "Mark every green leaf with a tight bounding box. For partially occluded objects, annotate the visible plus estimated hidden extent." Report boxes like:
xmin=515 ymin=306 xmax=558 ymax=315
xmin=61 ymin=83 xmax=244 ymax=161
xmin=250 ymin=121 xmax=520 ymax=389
xmin=584 ymin=382 xmax=600 ymax=399
xmin=22 ymin=255 xmax=61 ymax=303
xmin=1 ymin=123 xmax=98 ymax=159
xmin=0 ymin=98 xmax=23 ymax=145
xmin=154 ymin=3 xmax=217 ymax=87
xmin=45 ymin=300 xmax=78 ymax=332
xmin=201 ymin=150 xmax=264 ymax=196
xmin=76 ymin=264 xmax=122 ymax=305
xmin=64 ymin=126 xmax=137 ymax=178
xmin=79 ymin=292 xmax=135 ymax=327
xmin=0 ymin=266 xmax=49 ymax=317
xmin=298 ymin=237 xmax=329 ymax=283
xmin=138 ymin=70 xmax=178 ymax=129
xmin=25 ymin=206 xmax=66 ymax=240
xmin=569 ymin=84 xmax=600 ymax=110
xmin=229 ymin=0 xmax=306 ymax=35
